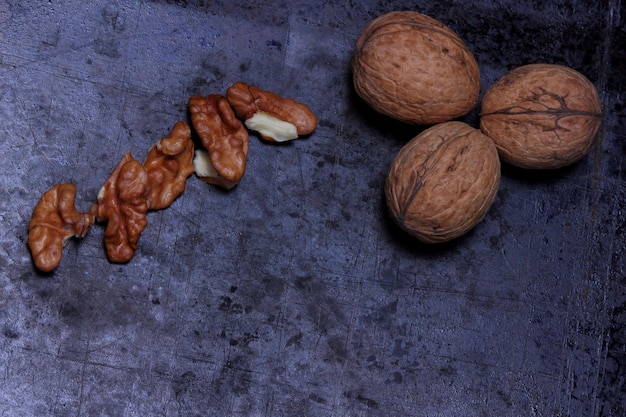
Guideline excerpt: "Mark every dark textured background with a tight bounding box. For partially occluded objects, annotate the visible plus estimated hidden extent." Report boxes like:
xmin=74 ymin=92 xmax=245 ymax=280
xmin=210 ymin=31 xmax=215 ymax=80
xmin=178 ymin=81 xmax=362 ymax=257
xmin=0 ymin=0 xmax=624 ymax=416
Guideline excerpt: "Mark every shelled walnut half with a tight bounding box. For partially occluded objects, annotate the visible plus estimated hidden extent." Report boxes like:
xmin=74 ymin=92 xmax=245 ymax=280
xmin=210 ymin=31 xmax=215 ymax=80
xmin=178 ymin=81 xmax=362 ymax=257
xmin=27 ymin=183 xmax=95 ymax=272
xmin=94 ymin=152 xmax=149 ymax=263
xmin=226 ymin=82 xmax=317 ymax=142
xmin=189 ymin=94 xmax=249 ymax=190
xmin=143 ymin=121 xmax=195 ymax=210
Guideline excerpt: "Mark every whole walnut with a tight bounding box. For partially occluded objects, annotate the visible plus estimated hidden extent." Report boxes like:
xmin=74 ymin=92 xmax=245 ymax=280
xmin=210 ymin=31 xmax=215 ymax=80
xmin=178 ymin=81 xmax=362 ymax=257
xmin=385 ymin=121 xmax=500 ymax=243
xmin=352 ymin=11 xmax=480 ymax=125
xmin=480 ymin=64 xmax=603 ymax=169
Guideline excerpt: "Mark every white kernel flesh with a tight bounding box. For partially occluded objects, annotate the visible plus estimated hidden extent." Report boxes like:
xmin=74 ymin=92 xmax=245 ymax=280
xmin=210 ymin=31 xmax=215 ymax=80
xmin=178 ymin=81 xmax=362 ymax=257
xmin=245 ymin=112 xmax=298 ymax=142
xmin=193 ymin=149 xmax=218 ymax=178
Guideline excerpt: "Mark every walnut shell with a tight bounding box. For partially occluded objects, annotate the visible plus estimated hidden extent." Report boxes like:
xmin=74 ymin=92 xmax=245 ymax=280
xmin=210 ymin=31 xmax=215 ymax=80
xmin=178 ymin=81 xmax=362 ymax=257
xmin=480 ymin=64 xmax=603 ymax=169
xmin=352 ymin=11 xmax=480 ymax=125
xmin=385 ymin=121 xmax=500 ymax=243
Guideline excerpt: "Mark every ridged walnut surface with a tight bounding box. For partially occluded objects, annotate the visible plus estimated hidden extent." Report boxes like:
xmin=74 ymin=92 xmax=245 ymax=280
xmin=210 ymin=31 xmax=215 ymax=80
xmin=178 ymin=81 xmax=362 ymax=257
xmin=480 ymin=64 xmax=602 ymax=169
xmin=352 ymin=11 xmax=480 ymax=125
xmin=385 ymin=121 xmax=500 ymax=243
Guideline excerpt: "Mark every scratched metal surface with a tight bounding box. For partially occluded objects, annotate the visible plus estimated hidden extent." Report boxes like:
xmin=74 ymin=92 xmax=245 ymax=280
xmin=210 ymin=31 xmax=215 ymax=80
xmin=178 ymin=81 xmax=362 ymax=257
xmin=0 ymin=0 xmax=624 ymax=416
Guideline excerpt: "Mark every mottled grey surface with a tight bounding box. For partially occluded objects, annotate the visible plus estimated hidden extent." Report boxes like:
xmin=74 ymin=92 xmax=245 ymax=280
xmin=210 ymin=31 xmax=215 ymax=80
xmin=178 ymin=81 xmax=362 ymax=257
xmin=0 ymin=0 xmax=624 ymax=416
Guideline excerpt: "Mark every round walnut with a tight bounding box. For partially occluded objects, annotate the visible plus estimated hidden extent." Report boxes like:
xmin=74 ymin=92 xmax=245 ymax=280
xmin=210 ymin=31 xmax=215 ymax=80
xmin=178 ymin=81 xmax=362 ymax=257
xmin=480 ymin=64 xmax=603 ymax=169
xmin=352 ymin=11 xmax=480 ymax=125
xmin=385 ymin=121 xmax=500 ymax=243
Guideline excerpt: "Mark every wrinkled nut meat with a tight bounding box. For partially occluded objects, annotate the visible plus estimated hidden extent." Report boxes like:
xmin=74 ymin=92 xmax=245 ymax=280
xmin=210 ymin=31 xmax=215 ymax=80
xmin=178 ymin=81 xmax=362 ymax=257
xmin=143 ymin=121 xmax=195 ymax=210
xmin=226 ymin=82 xmax=317 ymax=142
xmin=95 ymin=152 xmax=149 ymax=263
xmin=352 ymin=11 xmax=480 ymax=125
xmin=385 ymin=121 xmax=500 ymax=243
xmin=189 ymin=94 xmax=249 ymax=189
xmin=27 ymin=183 xmax=95 ymax=272
xmin=480 ymin=64 xmax=603 ymax=169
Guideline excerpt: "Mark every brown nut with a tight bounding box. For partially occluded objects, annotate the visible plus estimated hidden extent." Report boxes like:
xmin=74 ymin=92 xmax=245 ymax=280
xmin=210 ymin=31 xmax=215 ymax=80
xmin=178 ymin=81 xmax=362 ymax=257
xmin=480 ymin=64 xmax=603 ymax=169
xmin=143 ymin=121 xmax=195 ymax=210
xmin=352 ymin=11 xmax=480 ymax=125
xmin=226 ymin=82 xmax=317 ymax=142
xmin=385 ymin=121 xmax=500 ymax=243
xmin=189 ymin=94 xmax=249 ymax=189
xmin=95 ymin=152 xmax=149 ymax=263
xmin=27 ymin=183 xmax=95 ymax=272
